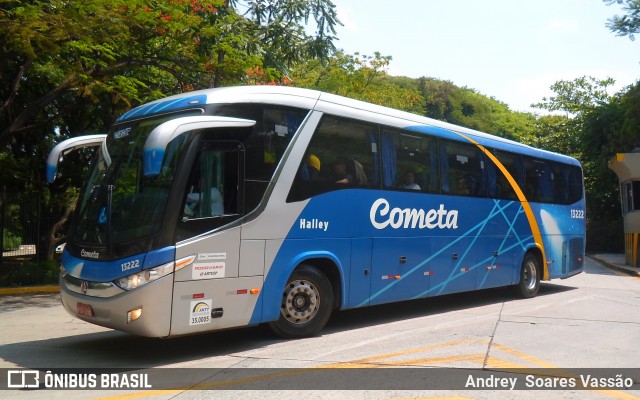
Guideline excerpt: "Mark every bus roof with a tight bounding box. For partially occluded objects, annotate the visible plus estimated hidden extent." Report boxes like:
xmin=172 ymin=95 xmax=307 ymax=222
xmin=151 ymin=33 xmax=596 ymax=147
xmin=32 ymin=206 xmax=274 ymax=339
xmin=116 ymin=85 xmax=579 ymax=167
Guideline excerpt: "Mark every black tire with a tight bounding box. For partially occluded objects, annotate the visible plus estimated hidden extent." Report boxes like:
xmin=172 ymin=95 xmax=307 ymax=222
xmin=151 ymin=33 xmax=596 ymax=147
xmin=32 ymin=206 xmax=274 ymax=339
xmin=268 ymin=265 xmax=334 ymax=338
xmin=514 ymin=253 xmax=541 ymax=298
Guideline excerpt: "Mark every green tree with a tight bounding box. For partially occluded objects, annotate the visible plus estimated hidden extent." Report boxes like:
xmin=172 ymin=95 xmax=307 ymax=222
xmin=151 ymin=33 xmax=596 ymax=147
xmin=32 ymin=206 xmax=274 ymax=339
xmin=529 ymin=75 xmax=616 ymax=156
xmin=605 ymin=0 xmax=640 ymax=40
xmin=526 ymin=115 xmax=577 ymax=156
xmin=1 ymin=0 xmax=229 ymax=149
xmin=0 ymin=0 xmax=340 ymax=264
xmin=531 ymin=75 xmax=616 ymax=116
xmin=291 ymin=51 xmax=424 ymax=113
xmin=233 ymin=0 xmax=340 ymax=83
xmin=418 ymin=77 xmax=536 ymax=141
xmin=0 ymin=0 xmax=341 ymax=150
xmin=531 ymin=75 xmax=627 ymax=252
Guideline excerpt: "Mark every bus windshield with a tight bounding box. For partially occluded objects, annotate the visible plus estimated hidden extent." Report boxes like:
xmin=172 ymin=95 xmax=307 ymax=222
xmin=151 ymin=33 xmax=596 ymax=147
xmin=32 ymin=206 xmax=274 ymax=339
xmin=70 ymin=113 xmax=195 ymax=247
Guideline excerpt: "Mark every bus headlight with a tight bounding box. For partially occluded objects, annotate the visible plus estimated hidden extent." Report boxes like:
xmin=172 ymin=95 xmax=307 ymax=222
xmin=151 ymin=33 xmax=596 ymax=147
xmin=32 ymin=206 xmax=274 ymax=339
xmin=114 ymin=262 xmax=174 ymax=291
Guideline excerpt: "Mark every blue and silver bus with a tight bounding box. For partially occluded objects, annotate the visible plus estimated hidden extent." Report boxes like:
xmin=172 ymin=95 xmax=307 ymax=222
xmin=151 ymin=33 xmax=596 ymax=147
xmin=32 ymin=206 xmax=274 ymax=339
xmin=47 ymin=86 xmax=585 ymax=338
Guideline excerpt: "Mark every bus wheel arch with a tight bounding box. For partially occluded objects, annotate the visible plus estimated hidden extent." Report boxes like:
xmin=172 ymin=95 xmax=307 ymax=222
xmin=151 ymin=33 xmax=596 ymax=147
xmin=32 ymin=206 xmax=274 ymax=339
xmin=514 ymin=249 xmax=542 ymax=298
xmin=269 ymin=263 xmax=336 ymax=338
xmin=301 ymin=257 xmax=342 ymax=310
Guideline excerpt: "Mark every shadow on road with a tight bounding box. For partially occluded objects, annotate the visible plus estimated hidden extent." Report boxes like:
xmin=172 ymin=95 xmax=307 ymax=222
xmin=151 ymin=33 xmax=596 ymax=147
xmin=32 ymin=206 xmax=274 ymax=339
xmin=326 ymin=283 xmax=575 ymax=333
xmin=0 ymin=283 xmax=576 ymax=369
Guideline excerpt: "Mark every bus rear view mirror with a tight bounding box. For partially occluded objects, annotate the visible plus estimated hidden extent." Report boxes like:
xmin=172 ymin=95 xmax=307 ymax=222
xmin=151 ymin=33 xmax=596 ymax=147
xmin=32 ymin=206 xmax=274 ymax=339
xmin=46 ymin=134 xmax=107 ymax=183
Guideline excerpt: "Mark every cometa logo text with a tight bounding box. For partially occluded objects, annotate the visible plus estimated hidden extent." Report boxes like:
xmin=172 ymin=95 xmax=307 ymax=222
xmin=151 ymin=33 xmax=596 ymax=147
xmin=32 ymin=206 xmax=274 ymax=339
xmin=369 ymin=198 xmax=459 ymax=230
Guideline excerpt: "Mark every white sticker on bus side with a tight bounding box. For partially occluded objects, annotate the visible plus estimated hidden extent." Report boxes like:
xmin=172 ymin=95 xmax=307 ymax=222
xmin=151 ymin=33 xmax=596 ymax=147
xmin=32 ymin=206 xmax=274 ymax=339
xmin=189 ymin=299 xmax=212 ymax=325
xmin=198 ymin=252 xmax=226 ymax=260
xmin=192 ymin=262 xmax=226 ymax=280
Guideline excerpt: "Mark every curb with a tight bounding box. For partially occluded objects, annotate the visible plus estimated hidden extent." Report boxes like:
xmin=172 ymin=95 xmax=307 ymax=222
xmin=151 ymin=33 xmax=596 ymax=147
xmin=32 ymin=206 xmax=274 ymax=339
xmin=589 ymin=255 xmax=640 ymax=277
xmin=0 ymin=285 xmax=59 ymax=296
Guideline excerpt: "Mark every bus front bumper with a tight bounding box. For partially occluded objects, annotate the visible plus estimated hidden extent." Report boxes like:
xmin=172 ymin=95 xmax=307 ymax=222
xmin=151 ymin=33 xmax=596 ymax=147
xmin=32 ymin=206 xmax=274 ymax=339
xmin=59 ymin=273 xmax=173 ymax=338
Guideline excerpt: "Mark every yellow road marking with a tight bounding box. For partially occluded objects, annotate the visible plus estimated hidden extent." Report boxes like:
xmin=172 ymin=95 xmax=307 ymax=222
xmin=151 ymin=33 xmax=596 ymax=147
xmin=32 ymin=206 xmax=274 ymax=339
xmin=374 ymin=354 xmax=485 ymax=367
xmin=93 ymin=340 xmax=639 ymax=400
xmin=489 ymin=343 xmax=640 ymax=400
xmin=352 ymin=338 xmax=483 ymax=364
xmin=389 ymin=398 xmax=473 ymax=400
xmin=490 ymin=342 xmax=557 ymax=368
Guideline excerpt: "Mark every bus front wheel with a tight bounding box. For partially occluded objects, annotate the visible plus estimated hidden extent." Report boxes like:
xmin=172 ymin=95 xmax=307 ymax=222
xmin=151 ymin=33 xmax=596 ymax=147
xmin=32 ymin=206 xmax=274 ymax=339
xmin=269 ymin=265 xmax=334 ymax=338
xmin=514 ymin=253 xmax=541 ymax=298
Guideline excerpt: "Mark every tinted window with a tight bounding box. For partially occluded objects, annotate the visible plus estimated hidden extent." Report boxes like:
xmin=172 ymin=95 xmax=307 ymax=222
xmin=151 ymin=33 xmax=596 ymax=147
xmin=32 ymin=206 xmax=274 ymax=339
xmin=208 ymin=103 xmax=309 ymax=210
xmin=488 ymin=150 xmax=522 ymax=201
xmin=385 ymin=130 xmax=438 ymax=193
xmin=560 ymin=164 xmax=583 ymax=204
xmin=525 ymin=158 xmax=554 ymax=203
xmin=524 ymin=158 xmax=582 ymax=204
xmin=208 ymin=104 xmax=309 ymax=181
xmin=440 ymin=140 xmax=486 ymax=197
xmin=288 ymin=115 xmax=378 ymax=201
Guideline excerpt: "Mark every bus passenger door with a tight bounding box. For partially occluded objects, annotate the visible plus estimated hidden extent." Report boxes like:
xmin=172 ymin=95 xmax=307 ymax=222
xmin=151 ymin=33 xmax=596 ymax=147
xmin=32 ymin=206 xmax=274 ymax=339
xmin=169 ymin=137 xmax=260 ymax=335
xmin=428 ymin=237 xmax=477 ymax=296
xmin=347 ymin=238 xmax=372 ymax=308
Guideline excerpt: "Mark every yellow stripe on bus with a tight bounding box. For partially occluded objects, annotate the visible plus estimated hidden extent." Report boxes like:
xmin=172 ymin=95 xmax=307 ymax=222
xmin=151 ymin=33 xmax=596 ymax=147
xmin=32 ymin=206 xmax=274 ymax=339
xmin=451 ymin=131 xmax=548 ymax=280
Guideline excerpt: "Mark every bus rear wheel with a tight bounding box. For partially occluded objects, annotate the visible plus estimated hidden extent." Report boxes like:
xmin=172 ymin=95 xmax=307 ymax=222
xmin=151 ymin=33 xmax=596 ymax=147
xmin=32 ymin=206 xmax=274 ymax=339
xmin=514 ymin=253 xmax=541 ymax=298
xmin=269 ymin=265 xmax=333 ymax=338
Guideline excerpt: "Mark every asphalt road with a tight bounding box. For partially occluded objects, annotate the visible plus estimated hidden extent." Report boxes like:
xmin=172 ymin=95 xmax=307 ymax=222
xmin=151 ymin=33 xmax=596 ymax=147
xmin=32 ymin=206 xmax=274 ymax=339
xmin=1 ymin=257 xmax=639 ymax=400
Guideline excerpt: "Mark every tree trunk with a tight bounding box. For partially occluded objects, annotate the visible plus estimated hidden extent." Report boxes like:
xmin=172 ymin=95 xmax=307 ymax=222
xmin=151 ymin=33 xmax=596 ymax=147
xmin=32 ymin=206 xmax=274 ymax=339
xmin=46 ymin=195 xmax=77 ymax=260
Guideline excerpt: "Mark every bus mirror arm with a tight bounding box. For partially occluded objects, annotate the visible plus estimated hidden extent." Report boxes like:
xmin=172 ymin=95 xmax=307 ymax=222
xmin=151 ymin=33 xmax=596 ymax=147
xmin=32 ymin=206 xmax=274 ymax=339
xmin=46 ymin=134 xmax=107 ymax=183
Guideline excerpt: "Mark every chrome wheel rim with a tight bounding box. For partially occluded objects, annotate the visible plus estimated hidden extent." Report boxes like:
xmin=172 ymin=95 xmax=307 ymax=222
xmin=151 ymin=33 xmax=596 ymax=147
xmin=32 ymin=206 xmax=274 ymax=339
xmin=523 ymin=260 xmax=538 ymax=291
xmin=280 ymin=279 xmax=320 ymax=325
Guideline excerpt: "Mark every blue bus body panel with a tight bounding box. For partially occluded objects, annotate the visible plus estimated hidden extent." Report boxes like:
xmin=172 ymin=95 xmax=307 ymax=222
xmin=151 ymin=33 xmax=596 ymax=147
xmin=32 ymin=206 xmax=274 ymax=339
xmin=250 ymin=188 xmax=584 ymax=324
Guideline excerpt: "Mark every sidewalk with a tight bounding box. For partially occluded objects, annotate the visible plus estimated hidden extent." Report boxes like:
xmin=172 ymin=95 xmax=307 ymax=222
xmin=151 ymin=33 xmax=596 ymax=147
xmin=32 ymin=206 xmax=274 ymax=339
xmin=590 ymin=253 xmax=640 ymax=276
xmin=0 ymin=285 xmax=59 ymax=295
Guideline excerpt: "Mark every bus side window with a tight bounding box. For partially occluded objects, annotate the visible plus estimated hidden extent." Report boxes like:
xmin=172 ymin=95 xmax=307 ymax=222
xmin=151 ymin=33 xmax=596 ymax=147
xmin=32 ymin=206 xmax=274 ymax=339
xmin=490 ymin=150 xmax=521 ymax=201
xmin=287 ymin=115 xmax=379 ymax=202
xmin=566 ymin=165 xmax=583 ymax=204
xmin=390 ymin=130 xmax=438 ymax=193
xmin=181 ymin=143 xmax=242 ymax=220
xmin=440 ymin=140 xmax=486 ymax=197
xmin=554 ymin=163 xmax=584 ymax=204
xmin=525 ymin=158 xmax=553 ymax=203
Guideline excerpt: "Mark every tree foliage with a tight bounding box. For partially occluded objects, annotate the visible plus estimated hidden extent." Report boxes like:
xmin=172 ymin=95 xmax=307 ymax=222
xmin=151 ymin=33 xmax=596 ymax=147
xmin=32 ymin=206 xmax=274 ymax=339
xmin=0 ymin=0 xmax=340 ymax=264
xmin=290 ymin=51 xmax=424 ymax=113
xmin=531 ymin=74 xmax=638 ymax=252
xmin=238 ymin=0 xmax=340 ymax=72
xmin=605 ymin=0 xmax=640 ymax=40
xmin=418 ymin=77 xmax=536 ymax=141
xmin=531 ymin=75 xmax=616 ymax=115
xmin=2 ymin=0 xmax=227 ymax=147
xmin=0 ymin=0 xmax=340 ymax=186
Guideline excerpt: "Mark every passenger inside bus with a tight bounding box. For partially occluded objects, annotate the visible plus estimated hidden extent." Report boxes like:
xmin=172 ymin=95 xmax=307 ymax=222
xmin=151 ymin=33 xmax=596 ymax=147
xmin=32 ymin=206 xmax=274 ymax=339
xmin=333 ymin=159 xmax=353 ymax=184
xmin=299 ymin=154 xmax=322 ymax=181
xmin=456 ymin=174 xmax=477 ymax=196
xmin=183 ymin=186 xmax=224 ymax=217
xmin=401 ymin=171 xmax=421 ymax=190
xmin=333 ymin=159 xmax=367 ymax=185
